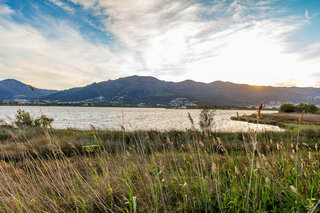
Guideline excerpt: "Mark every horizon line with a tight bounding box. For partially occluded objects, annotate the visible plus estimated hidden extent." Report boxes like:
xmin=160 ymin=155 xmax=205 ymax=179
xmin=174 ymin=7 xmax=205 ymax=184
xmin=0 ymin=75 xmax=319 ymax=91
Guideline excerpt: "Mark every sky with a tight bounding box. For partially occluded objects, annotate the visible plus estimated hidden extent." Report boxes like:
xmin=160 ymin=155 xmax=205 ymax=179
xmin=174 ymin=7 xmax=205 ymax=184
xmin=0 ymin=0 xmax=319 ymax=90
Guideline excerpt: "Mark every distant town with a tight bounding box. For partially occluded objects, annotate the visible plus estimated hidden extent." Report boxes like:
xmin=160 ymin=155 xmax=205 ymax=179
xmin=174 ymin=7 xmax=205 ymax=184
xmin=1 ymin=96 xmax=317 ymax=110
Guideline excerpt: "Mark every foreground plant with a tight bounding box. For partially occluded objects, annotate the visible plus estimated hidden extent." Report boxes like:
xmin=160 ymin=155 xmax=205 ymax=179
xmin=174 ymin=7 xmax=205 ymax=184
xmin=0 ymin=122 xmax=319 ymax=212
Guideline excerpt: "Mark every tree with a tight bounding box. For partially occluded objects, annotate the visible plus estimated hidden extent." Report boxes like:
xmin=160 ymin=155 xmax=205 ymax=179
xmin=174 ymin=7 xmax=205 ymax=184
xmin=34 ymin=115 xmax=54 ymax=127
xmin=279 ymin=103 xmax=318 ymax=114
xmin=15 ymin=109 xmax=33 ymax=127
xmin=279 ymin=104 xmax=295 ymax=113
xmin=14 ymin=110 xmax=54 ymax=128
xmin=296 ymin=103 xmax=307 ymax=113
xmin=199 ymin=106 xmax=215 ymax=132
xmin=305 ymin=104 xmax=318 ymax=113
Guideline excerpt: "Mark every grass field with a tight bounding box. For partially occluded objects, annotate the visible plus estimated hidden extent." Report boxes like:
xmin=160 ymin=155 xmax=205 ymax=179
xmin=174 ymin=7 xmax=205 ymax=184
xmin=0 ymin=111 xmax=320 ymax=213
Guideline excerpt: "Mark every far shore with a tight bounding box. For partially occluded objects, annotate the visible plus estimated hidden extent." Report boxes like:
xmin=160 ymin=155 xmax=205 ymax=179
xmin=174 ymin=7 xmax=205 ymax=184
xmin=0 ymin=103 xmax=277 ymax=111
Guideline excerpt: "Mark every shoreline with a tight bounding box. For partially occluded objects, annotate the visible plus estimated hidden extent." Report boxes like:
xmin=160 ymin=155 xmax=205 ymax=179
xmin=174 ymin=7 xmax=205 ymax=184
xmin=0 ymin=103 xmax=277 ymax=110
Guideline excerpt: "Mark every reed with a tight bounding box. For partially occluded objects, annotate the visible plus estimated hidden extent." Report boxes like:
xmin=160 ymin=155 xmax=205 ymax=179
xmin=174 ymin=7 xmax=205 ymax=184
xmin=0 ymin=99 xmax=320 ymax=212
xmin=0 ymin=124 xmax=319 ymax=212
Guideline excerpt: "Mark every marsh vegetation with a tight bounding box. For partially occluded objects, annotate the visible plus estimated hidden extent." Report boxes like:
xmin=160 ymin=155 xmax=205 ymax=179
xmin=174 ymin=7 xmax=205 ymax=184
xmin=0 ymin=107 xmax=319 ymax=212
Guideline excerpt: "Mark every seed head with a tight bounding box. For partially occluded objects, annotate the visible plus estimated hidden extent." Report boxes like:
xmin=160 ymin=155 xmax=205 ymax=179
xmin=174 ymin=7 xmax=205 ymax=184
xmin=299 ymin=110 xmax=304 ymax=123
xmin=211 ymin=163 xmax=217 ymax=173
xmin=308 ymin=151 xmax=312 ymax=160
xmin=257 ymin=102 xmax=264 ymax=119
xmin=290 ymin=185 xmax=297 ymax=193
xmin=28 ymin=85 xmax=35 ymax=92
xmin=188 ymin=112 xmax=194 ymax=127
xmin=235 ymin=166 xmax=240 ymax=175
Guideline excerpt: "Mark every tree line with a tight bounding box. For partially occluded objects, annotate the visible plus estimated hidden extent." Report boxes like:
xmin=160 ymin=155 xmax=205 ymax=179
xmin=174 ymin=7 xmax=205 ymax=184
xmin=279 ymin=103 xmax=318 ymax=113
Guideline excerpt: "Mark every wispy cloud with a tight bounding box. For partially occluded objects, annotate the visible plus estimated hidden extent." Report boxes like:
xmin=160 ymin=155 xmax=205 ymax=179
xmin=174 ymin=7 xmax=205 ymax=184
xmin=0 ymin=4 xmax=13 ymax=15
xmin=0 ymin=7 xmax=122 ymax=89
xmin=48 ymin=0 xmax=74 ymax=12
xmin=1 ymin=0 xmax=320 ymax=89
xmin=305 ymin=8 xmax=311 ymax=19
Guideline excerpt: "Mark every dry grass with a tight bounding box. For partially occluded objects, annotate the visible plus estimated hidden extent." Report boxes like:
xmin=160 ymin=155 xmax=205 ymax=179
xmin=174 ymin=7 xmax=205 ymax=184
xmin=263 ymin=113 xmax=320 ymax=125
xmin=0 ymin=126 xmax=319 ymax=212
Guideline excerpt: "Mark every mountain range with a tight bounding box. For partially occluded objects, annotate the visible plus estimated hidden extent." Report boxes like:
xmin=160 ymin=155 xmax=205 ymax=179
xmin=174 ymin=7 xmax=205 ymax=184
xmin=0 ymin=79 xmax=57 ymax=100
xmin=1 ymin=76 xmax=320 ymax=106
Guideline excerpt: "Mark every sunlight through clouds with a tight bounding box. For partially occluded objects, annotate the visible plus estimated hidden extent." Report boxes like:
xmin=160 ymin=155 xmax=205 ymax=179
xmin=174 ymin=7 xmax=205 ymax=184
xmin=0 ymin=0 xmax=320 ymax=89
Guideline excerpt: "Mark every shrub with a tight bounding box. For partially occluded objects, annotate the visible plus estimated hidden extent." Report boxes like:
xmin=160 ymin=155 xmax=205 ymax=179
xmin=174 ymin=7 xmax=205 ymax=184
xmin=279 ymin=103 xmax=318 ymax=114
xmin=14 ymin=110 xmax=54 ymax=128
xmin=279 ymin=104 xmax=295 ymax=113
xmin=199 ymin=106 xmax=215 ymax=132
xmin=34 ymin=115 xmax=54 ymax=127
xmin=305 ymin=104 xmax=318 ymax=113
xmin=15 ymin=109 xmax=34 ymax=127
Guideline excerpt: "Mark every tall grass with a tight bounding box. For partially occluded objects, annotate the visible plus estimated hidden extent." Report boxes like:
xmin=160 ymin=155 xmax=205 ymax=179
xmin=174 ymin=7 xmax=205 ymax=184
xmin=0 ymin=124 xmax=319 ymax=212
xmin=0 ymin=88 xmax=319 ymax=212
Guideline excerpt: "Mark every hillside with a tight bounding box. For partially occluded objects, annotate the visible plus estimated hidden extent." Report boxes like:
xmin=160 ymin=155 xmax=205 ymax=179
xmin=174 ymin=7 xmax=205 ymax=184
xmin=0 ymin=79 xmax=58 ymax=101
xmin=41 ymin=76 xmax=320 ymax=106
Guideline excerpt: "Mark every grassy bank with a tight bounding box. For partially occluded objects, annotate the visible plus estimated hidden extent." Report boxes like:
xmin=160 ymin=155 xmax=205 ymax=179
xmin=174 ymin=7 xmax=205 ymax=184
xmin=0 ymin=123 xmax=319 ymax=212
xmin=231 ymin=112 xmax=320 ymax=132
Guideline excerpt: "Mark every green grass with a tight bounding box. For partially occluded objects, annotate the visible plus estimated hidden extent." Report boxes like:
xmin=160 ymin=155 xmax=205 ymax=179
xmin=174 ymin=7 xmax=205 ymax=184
xmin=0 ymin=124 xmax=319 ymax=212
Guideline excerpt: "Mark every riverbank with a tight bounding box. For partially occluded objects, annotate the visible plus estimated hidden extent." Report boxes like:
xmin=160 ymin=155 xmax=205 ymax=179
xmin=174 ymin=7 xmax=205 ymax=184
xmin=0 ymin=126 xmax=319 ymax=212
xmin=0 ymin=102 xmax=275 ymax=110
xmin=231 ymin=112 xmax=320 ymax=132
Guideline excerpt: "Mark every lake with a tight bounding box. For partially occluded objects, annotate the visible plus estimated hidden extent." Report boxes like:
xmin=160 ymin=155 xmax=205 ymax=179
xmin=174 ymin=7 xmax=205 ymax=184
xmin=0 ymin=106 xmax=282 ymax=132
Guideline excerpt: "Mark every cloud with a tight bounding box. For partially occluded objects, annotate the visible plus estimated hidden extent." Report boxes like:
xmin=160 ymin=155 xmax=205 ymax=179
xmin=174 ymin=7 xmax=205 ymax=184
xmin=48 ymin=0 xmax=74 ymax=12
xmin=65 ymin=0 xmax=320 ymax=85
xmin=305 ymin=8 xmax=311 ymax=20
xmin=1 ymin=0 xmax=320 ymax=89
xmin=0 ymin=4 xmax=13 ymax=15
xmin=275 ymin=78 xmax=306 ymax=87
xmin=0 ymin=8 xmax=122 ymax=89
xmin=311 ymin=73 xmax=320 ymax=87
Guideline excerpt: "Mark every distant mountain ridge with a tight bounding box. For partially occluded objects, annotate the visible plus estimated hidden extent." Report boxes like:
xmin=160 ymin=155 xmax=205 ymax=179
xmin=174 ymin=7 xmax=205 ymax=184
xmin=0 ymin=79 xmax=58 ymax=100
xmin=40 ymin=75 xmax=320 ymax=106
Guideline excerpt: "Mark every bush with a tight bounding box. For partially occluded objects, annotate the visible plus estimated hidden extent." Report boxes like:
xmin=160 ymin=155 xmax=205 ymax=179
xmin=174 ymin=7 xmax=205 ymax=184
xmin=305 ymin=104 xmax=318 ymax=113
xmin=279 ymin=103 xmax=318 ymax=113
xmin=279 ymin=104 xmax=295 ymax=113
xmin=14 ymin=110 xmax=54 ymax=128
xmin=199 ymin=106 xmax=215 ymax=132
xmin=15 ymin=109 xmax=33 ymax=127
xmin=35 ymin=115 xmax=54 ymax=127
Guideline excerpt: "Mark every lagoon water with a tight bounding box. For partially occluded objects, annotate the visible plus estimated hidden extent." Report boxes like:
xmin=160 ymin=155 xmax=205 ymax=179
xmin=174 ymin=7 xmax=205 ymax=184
xmin=0 ymin=106 xmax=282 ymax=132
